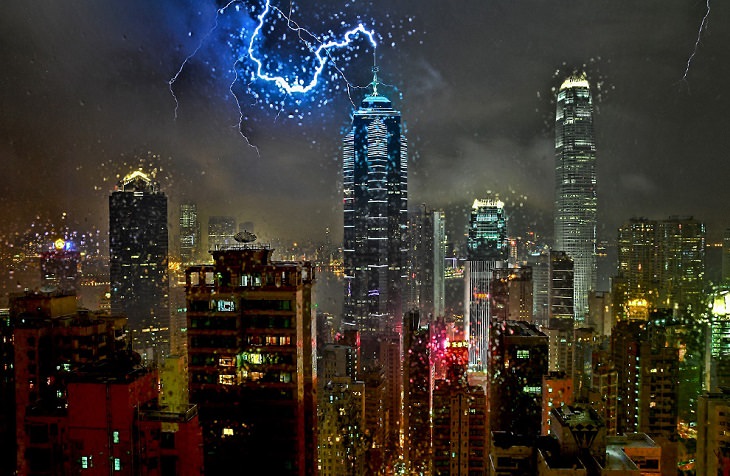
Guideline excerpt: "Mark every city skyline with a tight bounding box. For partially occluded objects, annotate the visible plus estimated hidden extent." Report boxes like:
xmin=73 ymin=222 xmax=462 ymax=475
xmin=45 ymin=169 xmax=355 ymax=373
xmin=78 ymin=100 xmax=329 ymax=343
xmin=2 ymin=1 xmax=730 ymax=248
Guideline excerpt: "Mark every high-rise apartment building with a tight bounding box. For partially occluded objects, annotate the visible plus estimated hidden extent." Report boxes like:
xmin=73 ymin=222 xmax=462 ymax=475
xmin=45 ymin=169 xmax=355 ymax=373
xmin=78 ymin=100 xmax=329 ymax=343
xmin=432 ymin=341 xmax=487 ymax=475
xmin=179 ymin=202 xmax=200 ymax=265
xmin=554 ymin=73 xmax=597 ymax=322
xmin=657 ymin=216 xmax=705 ymax=312
xmin=109 ymin=170 xmax=169 ymax=361
xmin=342 ymin=73 xmax=408 ymax=347
xmin=465 ymin=198 xmax=508 ymax=370
xmin=185 ymin=245 xmax=317 ymax=475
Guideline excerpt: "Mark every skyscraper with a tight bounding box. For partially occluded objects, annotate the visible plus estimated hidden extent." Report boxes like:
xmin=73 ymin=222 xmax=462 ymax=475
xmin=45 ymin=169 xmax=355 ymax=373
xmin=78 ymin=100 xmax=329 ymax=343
xmin=342 ymin=71 xmax=408 ymax=348
xmin=465 ymin=198 xmax=508 ymax=370
xmin=179 ymin=202 xmax=200 ymax=265
xmin=407 ymin=206 xmax=446 ymax=320
xmin=109 ymin=170 xmax=169 ymax=361
xmin=554 ymin=73 xmax=597 ymax=322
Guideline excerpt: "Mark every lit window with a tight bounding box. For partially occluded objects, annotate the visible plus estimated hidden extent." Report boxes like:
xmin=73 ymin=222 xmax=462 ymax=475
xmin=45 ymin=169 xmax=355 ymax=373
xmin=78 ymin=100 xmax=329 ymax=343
xmin=222 ymin=428 xmax=234 ymax=437
xmin=113 ymin=431 xmax=120 ymax=444
xmin=516 ymin=349 xmax=530 ymax=359
xmin=113 ymin=458 xmax=121 ymax=471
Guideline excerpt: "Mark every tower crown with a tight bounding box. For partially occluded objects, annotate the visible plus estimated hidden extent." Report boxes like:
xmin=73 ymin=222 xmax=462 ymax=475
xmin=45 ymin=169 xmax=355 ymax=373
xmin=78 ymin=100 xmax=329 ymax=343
xmin=560 ymin=73 xmax=589 ymax=90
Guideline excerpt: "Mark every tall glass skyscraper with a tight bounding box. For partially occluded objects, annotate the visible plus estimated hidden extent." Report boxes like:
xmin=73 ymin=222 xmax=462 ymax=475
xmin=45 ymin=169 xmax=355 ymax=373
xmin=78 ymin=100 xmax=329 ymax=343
xmin=465 ymin=198 xmax=507 ymax=371
xmin=554 ymin=73 xmax=597 ymax=321
xmin=343 ymin=73 xmax=408 ymax=342
xmin=109 ymin=170 xmax=169 ymax=361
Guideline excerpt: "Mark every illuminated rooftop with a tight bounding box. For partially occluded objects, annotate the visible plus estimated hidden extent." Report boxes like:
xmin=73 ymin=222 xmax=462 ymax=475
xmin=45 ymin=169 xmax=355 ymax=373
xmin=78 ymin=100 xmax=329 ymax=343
xmin=560 ymin=73 xmax=590 ymax=90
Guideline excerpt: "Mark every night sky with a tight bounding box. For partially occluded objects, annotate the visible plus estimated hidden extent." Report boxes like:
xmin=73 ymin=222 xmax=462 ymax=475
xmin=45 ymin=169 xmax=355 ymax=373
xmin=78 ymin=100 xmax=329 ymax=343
xmin=2 ymin=1 xmax=729 ymax=247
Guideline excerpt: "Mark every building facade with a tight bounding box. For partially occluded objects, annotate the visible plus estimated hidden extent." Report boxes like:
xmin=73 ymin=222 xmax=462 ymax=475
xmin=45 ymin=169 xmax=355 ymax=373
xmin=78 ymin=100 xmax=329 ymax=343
xmin=109 ymin=170 xmax=169 ymax=361
xmin=185 ymin=245 xmax=317 ymax=475
xmin=465 ymin=198 xmax=508 ymax=371
xmin=342 ymin=75 xmax=408 ymax=348
xmin=179 ymin=202 xmax=200 ymax=265
xmin=554 ymin=73 xmax=597 ymax=323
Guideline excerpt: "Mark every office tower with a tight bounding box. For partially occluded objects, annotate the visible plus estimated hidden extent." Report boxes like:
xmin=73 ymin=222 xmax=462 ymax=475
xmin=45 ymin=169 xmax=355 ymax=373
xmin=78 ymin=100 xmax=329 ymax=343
xmin=179 ymin=202 xmax=200 ymax=265
xmin=432 ymin=341 xmax=487 ymax=476
xmin=467 ymin=199 xmax=508 ymax=261
xmin=342 ymin=73 xmax=408 ymax=345
xmin=554 ymin=73 xmax=597 ymax=323
xmin=488 ymin=320 xmax=548 ymax=441
xmin=39 ymin=238 xmax=80 ymax=294
xmin=465 ymin=198 xmax=508 ymax=371
xmin=613 ymin=216 xmax=705 ymax=319
xmin=185 ymin=245 xmax=316 ymax=475
xmin=402 ymin=310 xmax=431 ymax=474
xmin=408 ymin=206 xmax=446 ymax=320
xmin=657 ymin=216 xmax=705 ymax=312
xmin=207 ymin=215 xmax=236 ymax=250
xmin=697 ymin=390 xmax=730 ymax=476
xmin=109 ymin=170 xmax=170 ymax=361
xmin=615 ymin=218 xmax=660 ymax=318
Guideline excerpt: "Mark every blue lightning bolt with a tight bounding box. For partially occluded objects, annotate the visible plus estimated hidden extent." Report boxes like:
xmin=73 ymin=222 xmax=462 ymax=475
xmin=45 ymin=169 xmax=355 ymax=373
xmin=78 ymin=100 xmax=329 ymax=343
xmin=169 ymin=0 xmax=378 ymax=148
xmin=247 ymin=1 xmax=376 ymax=94
xmin=682 ymin=0 xmax=711 ymax=81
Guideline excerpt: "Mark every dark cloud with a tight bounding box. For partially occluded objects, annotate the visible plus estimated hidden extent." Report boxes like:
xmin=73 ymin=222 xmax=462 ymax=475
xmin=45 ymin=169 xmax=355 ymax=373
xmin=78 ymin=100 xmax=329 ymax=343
xmin=2 ymin=0 xmax=729 ymax=247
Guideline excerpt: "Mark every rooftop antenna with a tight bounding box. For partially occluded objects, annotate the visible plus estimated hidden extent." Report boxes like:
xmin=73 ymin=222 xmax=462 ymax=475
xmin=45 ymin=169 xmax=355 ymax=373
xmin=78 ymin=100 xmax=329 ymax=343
xmin=371 ymin=49 xmax=379 ymax=96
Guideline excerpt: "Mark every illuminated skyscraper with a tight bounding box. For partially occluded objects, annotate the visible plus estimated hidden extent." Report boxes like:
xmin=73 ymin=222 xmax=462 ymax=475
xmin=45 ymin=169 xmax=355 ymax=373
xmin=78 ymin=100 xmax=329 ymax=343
xmin=465 ymin=198 xmax=507 ymax=370
xmin=554 ymin=73 xmax=597 ymax=322
xmin=179 ymin=202 xmax=200 ymax=265
xmin=342 ymin=72 xmax=408 ymax=346
xmin=109 ymin=170 xmax=169 ymax=361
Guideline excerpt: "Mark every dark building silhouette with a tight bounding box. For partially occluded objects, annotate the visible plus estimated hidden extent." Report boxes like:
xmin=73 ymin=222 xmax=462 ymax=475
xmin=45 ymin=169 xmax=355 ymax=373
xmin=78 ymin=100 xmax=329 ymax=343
xmin=488 ymin=320 xmax=548 ymax=442
xmin=403 ymin=310 xmax=431 ymax=474
xmin=109 ymin=170 xmax=169 ymax=362
xmin=185 ymin=245 xmax=317 ymax=475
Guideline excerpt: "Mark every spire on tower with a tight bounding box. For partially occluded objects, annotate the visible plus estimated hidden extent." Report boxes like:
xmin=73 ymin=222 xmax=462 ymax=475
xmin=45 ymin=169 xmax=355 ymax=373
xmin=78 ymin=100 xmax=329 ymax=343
xmin=370 ymin=66 xmax=379 ymax=96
